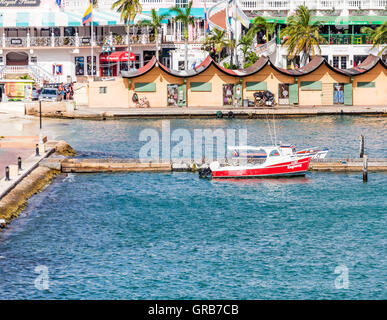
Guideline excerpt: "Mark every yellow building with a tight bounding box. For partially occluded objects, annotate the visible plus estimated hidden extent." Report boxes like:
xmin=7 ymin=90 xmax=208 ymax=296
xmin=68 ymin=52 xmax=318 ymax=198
xmin=88 ymin=54 xmax=387 ymax=108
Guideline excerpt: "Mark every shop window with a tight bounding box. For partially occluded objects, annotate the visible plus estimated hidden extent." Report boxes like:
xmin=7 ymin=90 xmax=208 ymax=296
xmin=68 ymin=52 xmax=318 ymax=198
xmin=167 ymin=84 xmax=178 ymax=106
xmin=64 ymin=27 xmax=76 ymax=37
xmin=357 ymin=82 xmax=375 ymax=88
xmin=354 ymin=55 xmax=368 ymax=67
xmin=286 ymin=56 xmax=300 ymax=69
xmin=223 ymin=84 xmax=234 ymax=106
xmin=278 ymin=84 xmax=290 ymax=105
xmin=99 ymin=87 xmax=107 ymax=94
xmin=53 ymin=64 xmax=63 ymax=75
xmin=333 ymin=56 xmax=339 ymax=68
xmin=340 ymin=56 xmax=347 ymax=69
xmin=75 ymin=57 xmax=84 ymax=76
xmin=87 ymin=56 xmax=96 ymax=75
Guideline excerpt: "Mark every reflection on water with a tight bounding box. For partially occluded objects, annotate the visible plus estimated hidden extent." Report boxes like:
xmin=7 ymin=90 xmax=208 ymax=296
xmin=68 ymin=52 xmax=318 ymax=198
xmin=0 ymin=116 xmax=386 ymax=300
xmin=212 ymin=176 xmax=311 ymax=186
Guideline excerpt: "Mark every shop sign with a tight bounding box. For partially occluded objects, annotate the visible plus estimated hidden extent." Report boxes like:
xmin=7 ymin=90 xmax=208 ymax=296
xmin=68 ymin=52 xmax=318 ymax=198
xmin=0 ymin=0 xmax=40 ymax=7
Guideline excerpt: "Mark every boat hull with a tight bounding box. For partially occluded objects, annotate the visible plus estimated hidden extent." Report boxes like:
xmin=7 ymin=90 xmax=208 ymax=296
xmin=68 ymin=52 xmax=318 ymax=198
xmin=212 ymin=157 xmax=312 ymax=179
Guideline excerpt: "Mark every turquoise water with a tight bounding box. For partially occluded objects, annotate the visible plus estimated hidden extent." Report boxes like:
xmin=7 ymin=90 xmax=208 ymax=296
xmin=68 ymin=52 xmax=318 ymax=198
xmin=0 ymin=116 xmax=386 ymax=299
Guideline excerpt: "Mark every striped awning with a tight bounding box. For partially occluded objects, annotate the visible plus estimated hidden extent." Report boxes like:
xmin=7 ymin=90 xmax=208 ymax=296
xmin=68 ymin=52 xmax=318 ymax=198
xmin=0 ymin=9 xmax=153 ymax=27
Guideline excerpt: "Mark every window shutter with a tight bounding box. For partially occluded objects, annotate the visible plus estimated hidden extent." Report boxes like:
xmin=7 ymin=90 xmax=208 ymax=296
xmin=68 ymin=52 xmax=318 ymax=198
xmin=301 ymin=81 xmax=322 ymax=91
xmin=245 ymin=81 xmax=267 ymax=91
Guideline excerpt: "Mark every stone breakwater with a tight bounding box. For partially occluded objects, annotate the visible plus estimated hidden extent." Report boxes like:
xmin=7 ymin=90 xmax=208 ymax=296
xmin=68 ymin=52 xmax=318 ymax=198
xmin=0 ymin=167 xmax=59 ymax=224
xmin=0 ymin=140 xmax=75 ymax=227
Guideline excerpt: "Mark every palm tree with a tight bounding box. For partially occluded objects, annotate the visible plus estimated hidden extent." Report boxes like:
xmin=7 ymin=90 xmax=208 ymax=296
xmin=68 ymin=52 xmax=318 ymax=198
xmin=170 ymin=0 xmax=195 ymax=70
xmin=361 ymin=21 xmax=387 ymax=55
xmin=247 ymin=16 xmax=276 ymax=44
xmin=225 ymin=38 xmax=236 ymax=67
xmin=203 ymin=29 xmax=227 ymax=62
xmin=280 ymin=5 xmax=326 ymax=66
xmin=112 ymin=0 xmax=142 ymax=68
xmin=139 ymin=9 xmax=168 ymax=60
xmin=238 ymin=35 xmax=253 ymax=67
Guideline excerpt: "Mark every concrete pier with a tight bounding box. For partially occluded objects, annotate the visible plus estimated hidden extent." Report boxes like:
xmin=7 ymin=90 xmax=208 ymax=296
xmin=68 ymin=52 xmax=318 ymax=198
xmin=26 ymin=105 xmax=387 ymax=120
xmin=309 ymin=158 xmax=387 ymax=172
xmin=60 ymin=159 xmax=172 ymax=173
xmin=52 ymin=158 xmax=387 ymax=173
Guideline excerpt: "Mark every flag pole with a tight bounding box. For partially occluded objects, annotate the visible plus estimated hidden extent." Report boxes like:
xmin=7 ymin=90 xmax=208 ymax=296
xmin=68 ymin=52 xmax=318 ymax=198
xmin=91 ymin=2 xmax=94 ymax=78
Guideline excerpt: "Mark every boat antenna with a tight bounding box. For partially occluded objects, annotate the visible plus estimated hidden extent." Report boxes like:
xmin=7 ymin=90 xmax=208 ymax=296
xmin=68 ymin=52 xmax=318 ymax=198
xmin=265 ymin=111 xmax=274 ymax=146
xmin=272 ymin=107 xmax=277 ymax=146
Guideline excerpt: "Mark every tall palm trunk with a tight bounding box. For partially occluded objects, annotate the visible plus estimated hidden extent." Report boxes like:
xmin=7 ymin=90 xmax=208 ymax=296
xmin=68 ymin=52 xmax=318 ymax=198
xmin=155 ymin=27 xmax=159 ymax=60
xmin=184 ymin=25 xmax=188 ymax=70
xmin=127 ymin=22 xmax=131 ymax=69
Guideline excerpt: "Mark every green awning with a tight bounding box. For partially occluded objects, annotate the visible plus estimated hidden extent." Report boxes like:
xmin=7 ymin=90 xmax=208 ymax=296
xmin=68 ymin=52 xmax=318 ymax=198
xmin=250 ymin=15 xmax=387 ymax=25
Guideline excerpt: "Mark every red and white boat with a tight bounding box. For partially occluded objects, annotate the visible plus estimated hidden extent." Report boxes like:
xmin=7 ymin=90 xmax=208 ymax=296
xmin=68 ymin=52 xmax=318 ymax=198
xmin=202 ymin=146 xmax=312 ymax=179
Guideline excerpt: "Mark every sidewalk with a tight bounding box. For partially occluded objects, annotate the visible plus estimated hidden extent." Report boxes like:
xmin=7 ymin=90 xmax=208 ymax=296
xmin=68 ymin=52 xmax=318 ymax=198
xmin=0 ymin=145 xmax=54 ymax=200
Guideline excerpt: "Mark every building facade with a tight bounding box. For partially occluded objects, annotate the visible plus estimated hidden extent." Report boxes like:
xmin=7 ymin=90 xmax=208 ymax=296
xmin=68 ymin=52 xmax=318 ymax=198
xmin=0 ymin=0 xmax=211 ymax=87
xmin=0 ymin=0 xmax=386 ymax=93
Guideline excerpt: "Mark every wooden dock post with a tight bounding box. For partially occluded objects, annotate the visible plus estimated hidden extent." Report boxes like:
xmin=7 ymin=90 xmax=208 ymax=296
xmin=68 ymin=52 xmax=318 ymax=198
xmin=363 ymin=154 xmax=368 ymax=182
xmin=360 ymin=134 xmax=364 ymax=158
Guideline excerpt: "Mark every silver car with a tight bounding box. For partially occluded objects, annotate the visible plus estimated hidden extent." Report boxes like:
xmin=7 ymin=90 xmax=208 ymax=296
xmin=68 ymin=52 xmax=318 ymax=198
xmin=39 ymin=88 xmax=58 ymax=101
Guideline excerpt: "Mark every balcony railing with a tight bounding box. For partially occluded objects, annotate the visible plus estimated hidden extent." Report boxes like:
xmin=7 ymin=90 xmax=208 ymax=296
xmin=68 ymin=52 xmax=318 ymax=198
xmin=321 ymin=33 xmax=374 ymax=45
xmin=0 ymin=34 xmax=162 ymax=48
xmin=239 ymin=0 xmax=387 ymax=10
xmin=277 ymin=33 xmax=374 ymax=45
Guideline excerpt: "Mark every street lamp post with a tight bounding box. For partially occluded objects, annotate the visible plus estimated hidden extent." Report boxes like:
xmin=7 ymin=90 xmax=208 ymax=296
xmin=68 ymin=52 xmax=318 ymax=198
xmin=102 ymin=38 xmax=116 ymax=77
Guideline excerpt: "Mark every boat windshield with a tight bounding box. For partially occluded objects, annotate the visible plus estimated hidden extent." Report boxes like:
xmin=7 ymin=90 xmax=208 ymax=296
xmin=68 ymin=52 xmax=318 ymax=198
xmin=227 ymin=148 xmax=267 ymax=165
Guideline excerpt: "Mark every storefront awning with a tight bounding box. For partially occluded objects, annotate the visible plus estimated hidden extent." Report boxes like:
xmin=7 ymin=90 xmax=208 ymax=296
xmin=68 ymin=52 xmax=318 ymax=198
xmin=100 ymin=51 xmax=136 ymax=63
xmin=0 ymin=9 xmax=153 ymax=27
xmin=158 ymin=8 xmax=205 ymax=21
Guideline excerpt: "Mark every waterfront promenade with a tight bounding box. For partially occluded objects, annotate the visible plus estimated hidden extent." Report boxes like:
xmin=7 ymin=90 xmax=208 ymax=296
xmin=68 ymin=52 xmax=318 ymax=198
xmin=33 ymin=104 xmax=387 ymax=119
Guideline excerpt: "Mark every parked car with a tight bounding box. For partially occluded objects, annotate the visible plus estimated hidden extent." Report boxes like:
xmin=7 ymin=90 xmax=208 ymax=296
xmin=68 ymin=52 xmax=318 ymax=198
xmin=39 ymin=88 xmax=58 ymax=101
xmin=32 ymin=87 xmax=41 ymax=101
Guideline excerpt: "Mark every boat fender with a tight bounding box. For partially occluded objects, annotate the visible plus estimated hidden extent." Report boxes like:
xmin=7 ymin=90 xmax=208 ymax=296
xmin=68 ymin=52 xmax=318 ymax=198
xmin=228 ymin=111 xmax=234 ymax=119
xmin=209 ymin=161 xmax=220 ymax=171
xmin=216 ymin=111 xmax=223 ymax=118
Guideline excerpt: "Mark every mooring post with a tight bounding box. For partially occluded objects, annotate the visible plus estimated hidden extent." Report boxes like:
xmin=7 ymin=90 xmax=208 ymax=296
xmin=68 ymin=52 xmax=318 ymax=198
xmin=35 ymin=144 xmax=40 ymax=156
xmin=363 ymin=154 xmax=368 ymax=182
xmin=5 ymin=166 xmax=10 ymax=181
xmin=39 ymin=100 xmax=42 ymax=130
xmin=360 ymin=134 xmax=364 ymax=158
xmin=18 ymin=156 xmax=22 ymax=171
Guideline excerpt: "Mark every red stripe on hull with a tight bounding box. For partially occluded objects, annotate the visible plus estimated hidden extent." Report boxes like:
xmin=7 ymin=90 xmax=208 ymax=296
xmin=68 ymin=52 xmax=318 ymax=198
xmin=212 ymin=157 xmax=311 ymax=178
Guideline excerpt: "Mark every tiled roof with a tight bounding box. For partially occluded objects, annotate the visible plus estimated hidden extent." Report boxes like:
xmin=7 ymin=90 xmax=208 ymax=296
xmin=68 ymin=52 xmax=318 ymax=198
xmin=122 ymin=54 xmax=386 ymax=79
xmin=344 ymin=54 xmax=387 ymax=76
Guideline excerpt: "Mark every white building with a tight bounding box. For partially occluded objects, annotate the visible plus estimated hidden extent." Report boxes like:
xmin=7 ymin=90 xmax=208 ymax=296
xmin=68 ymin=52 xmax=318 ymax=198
xmin=0 ymin=0 xmax=385 ymax=90
xmin=0 ymin=0 xmax=210 ymax=86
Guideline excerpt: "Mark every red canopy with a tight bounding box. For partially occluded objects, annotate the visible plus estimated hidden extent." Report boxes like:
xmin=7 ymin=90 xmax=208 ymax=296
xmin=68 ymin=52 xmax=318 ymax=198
xmin=99 ymin=51 xmax=136 ymax=63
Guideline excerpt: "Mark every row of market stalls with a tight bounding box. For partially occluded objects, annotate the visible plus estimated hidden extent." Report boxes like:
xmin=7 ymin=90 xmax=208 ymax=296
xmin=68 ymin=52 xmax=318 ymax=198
xmin=88 ymin=54 xmax=387 ymax=108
